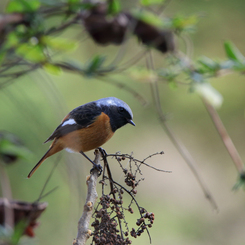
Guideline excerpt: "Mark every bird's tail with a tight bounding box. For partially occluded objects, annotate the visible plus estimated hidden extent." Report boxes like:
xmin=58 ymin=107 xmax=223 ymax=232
xmin=27 ymin=141 xmax=62 ymax=178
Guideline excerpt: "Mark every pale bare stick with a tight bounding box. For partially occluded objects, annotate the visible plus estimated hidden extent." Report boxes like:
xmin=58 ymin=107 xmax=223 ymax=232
xmin=202 ymin=98 xmax=245 ymax=174
xmin=73 ymin=149 xmax=101 ymax=245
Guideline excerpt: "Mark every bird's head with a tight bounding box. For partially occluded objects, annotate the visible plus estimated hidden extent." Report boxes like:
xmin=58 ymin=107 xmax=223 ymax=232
xmin=97 ymin=97 xmax=135 ymax=132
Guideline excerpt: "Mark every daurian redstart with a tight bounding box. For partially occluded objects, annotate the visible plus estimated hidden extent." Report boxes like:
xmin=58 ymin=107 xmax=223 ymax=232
xmin=27 ymin=97 xmax=135 ymax=178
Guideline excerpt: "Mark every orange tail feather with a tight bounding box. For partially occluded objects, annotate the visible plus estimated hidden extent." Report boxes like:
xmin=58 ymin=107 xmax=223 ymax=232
xmin=27 ymin=141 xmax=63 ymax=178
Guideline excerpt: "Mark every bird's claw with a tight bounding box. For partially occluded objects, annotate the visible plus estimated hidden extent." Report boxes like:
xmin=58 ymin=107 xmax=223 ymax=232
xmin=98 ymin=147 xmax=107 ymax=156
xmin=90 ymin=163 xmax=103 ymax=176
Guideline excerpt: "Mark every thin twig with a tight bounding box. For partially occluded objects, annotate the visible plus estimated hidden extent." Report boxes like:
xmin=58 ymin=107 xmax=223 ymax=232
xmin=146 ymin=51 xmax=218 ymax=211
xmin=202 ymin=98 xmax=245 ymax=174
xmin=35 ymin=155 xmax=61 ymax=203
xmin=0 ymin=162 xmax=14 ymax=229
xmin=106 ymin=153 xmax=171 ymax=173
xmin=107 ymin=177 xmax=152 ymax=243
xmin=0 ymin=65 xmax=40 ymax=89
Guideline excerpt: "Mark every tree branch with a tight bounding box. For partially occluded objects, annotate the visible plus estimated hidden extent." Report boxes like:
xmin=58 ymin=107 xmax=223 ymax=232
xmin=202 ymin=98 xmax=245 ymax=174
xmin=73 ymin=149 xmax=101 ymax=245
xmin=146 ymin=51 xmax=218 ymax=211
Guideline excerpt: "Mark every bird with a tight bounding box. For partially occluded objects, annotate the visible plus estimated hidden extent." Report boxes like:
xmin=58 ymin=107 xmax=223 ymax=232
xmin=27 ymin=97 xmax=135 ymax=178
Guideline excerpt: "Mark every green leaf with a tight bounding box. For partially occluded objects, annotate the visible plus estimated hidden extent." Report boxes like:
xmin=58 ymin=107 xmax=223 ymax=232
xmin=0 ymin=140 xmax=32 ymax=161
xmin=140 ymin=0 xmax=166 ymax=6
xmin=233 ymin=172 xmax=245 ymax=191
xmin=85 ymin=55 xmax=106 ymax=76
xmin=158 ymin=67 xmax=179 ymax=82
xmin=128 ymin=67 xmax=158 ymax=83
xmin=68 ymin=0 xmax=80 ymax=3
xmin=224 ymin=41 xmax=245 ymax=64
xmin=0 ymin=52 xmax=6 ymax=65
xmin=11 ymin=220 xmax=27 ymax=245
xmin=131 ymin=9 xmax=164 ymax=28
xmin=42 ymin=36 xmax=77 ymax=52
xmin=198 ymin=56 xmax=218 ymax=71
xmin=16 ymin=43 xmax=46 ymax=62
xmin=6 ymin=0 xmax=40 ymax=13
xmin=0 ymin=131 xmax=32 ymax=163
xmin=43 ymin=63 xmax=62 ymax=75
xmin=108 ymin=0 xmax=121 ymax=15
xmin=5 ymin=32 xmax=19 ymax=48
xmin=219 ymin=60 xmax=235 ymax=70
xmin=172 ymin=15 xmax=198 ymax=32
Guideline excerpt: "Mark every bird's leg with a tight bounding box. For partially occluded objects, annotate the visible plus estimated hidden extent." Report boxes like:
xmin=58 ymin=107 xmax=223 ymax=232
xmin=80 ymin=151 xmax=103 ymax=175
xmin=98 ymin=147 xmax=107 ymax=159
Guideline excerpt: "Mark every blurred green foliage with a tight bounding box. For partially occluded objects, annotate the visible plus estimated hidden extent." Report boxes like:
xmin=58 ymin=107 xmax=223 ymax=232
xmin=1 ymin=0 xmax=245 ymax=245
xmin=0 ymin=131 xmax=32 ymax=164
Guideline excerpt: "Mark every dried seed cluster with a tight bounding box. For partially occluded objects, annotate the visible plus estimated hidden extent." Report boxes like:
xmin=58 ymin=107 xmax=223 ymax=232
xmin=90 ymin=153 xmax=156 ymax=244
xmin=124 ymin=171 xmax=136 ymax=189
xmin=91 ymin=194 xmax=132 ymax=245
xmin=130 ymin=209 xmax=155 ymax=239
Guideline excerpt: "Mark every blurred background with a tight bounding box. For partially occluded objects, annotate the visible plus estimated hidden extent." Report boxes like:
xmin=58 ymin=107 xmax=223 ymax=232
xmin=1 ymin=0 xmax=245 ymax=244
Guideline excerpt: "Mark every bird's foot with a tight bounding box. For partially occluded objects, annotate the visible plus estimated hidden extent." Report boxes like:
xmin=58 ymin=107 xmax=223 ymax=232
xmin=97 ymin=147 xmax=107 ymax=158
xmin=90 ymin=163 xmax=103 ymax=176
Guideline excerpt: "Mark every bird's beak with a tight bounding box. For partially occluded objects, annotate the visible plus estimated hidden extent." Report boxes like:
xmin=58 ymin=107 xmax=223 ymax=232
xmin=127 ymin=119 xmax=136 ymax=126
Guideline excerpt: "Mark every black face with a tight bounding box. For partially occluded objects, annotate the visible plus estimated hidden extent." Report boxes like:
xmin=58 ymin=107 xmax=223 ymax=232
xmin=97 ymin=97 xmax=135 ymax=132
xmin=105 ymin=105 xmax=134 ymax=132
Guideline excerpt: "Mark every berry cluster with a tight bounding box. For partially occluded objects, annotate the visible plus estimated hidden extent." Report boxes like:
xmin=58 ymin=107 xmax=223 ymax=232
xmin=90 ymin=152 xmax=157 ymax=244
xmin=91 ymin=194 xmax=132 ymax=245
xmin=130 ymin=209 xmax=155 ymax=239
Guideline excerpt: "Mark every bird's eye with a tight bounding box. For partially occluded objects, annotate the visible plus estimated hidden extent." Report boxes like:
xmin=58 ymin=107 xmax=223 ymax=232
xmin=118 ymin=107 xmax=124 ymax=113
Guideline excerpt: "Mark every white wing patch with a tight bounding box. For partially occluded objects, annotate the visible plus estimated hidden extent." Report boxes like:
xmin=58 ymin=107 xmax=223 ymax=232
xmin=62 ymin=118 xmax=76 ymax=126
xmin=65 ymin=147 xmax=76 ymax=153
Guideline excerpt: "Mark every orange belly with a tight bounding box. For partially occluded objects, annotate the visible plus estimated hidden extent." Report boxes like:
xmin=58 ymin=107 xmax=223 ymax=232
xmin=58 ymin=112 xmax=114 ymax=152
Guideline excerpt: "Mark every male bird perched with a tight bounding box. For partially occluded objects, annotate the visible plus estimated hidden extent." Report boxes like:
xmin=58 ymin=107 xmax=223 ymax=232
xmin=27 ymin=97 xmax=135 ymax=178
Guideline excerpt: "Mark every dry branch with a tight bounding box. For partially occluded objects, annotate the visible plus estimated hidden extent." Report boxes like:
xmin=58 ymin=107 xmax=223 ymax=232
xmin=73 ymin=149 xmax=101 ymax=245
xmin=202 ymin=98 xmax=245 ymax=174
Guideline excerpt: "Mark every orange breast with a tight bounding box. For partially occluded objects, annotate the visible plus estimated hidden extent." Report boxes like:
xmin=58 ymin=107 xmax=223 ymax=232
xmin=58 ymin=112 xmax=114 ymax=152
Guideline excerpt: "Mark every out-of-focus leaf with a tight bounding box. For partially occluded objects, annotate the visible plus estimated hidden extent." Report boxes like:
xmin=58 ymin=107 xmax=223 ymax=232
xmin=68 ymin=0 xmax=80 ymax=3
xmin=108 ymin=0 xmax=121 ymax=15
xmin=5 ymin=32 xmax=19 ymax=48
xmin=11 ymin=220 xmax=26 ymax=245
xmin=85 ymin=55 xmax=106 ymax=76
xmin=6 ymin=0 xmax=40 ymax=13
xmin=233 ymin=173 xmax=245 ymax=191
xmin=131 ymin=9 xmax=164 ymax=28
xmin=158 ymin=67 xmax=179 ymax=82
xmin=0 ymin=131 xmax=32 ymax=164
xmin=140 ymin=0 xmax=166 ymax=6
xmin=224 ymin=41 xmax=245 ymax=63
xmin=0 ymin=52 xmax=6 ymax=66
xmin=172 ymin=15 xmax=198 ymax=32
xmin=42 ymin=36 xmax=77 ymax=52
xmin=128 ymin=67 xmax=158 ymax=83
xmin=198 ymin=56 xmax=218 ymax=71
xmin=194 ymin=82 xmax=223 ymax=109
xmin=168 ymin=80 xmax=178 ymax=89
xmin=0 ymin=140 xmax=32 ymax=162
xmin=191 ymin=71 xmax=204 ymax=83
xmin=39 ymin=0 xmax=59 ymax=5
xmin=43 ymin=63 xmax=62 ymax=75
xmin=219 ymin=60 xmax=234 ymax=70
xmin=16 ymin=43 xmax=46 ymax=62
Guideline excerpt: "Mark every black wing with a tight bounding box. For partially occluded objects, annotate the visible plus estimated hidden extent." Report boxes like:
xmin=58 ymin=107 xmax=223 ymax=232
xmin=44 ymin=101 xmax=102 ymax=143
